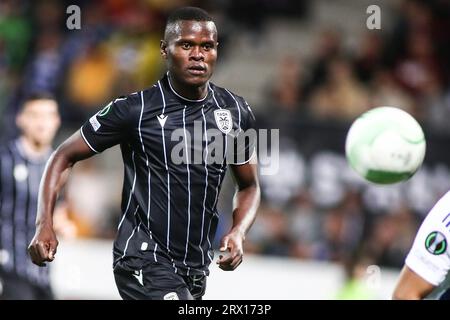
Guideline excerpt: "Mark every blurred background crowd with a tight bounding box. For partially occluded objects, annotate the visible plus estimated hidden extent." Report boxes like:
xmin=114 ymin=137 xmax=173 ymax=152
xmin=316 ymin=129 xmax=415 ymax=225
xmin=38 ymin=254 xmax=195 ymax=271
xmin=1 ymin=0 xmax=450 ymax=288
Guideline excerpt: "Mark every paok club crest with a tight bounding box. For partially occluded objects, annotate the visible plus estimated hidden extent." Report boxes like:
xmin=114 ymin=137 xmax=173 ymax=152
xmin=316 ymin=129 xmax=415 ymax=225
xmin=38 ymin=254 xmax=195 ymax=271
xmin=214 ymin=109 xmax=232 ymax=134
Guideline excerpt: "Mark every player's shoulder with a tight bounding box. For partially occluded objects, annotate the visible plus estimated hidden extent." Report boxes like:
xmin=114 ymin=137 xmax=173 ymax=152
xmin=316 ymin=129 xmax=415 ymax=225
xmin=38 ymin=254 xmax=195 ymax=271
xmin=209 ymin=83 xmax=253 ymax=116
xmin=428 ymin=191 xmax=450 ymax=218
xmin=0 ymin=143 xmax=8 ymax=158
xmin=105 ymin=89 xmax=151 ymax=117
xmin=0 ymin=140 xmax=15 ymax=159
xmin=111 ymin=91 xmax=141 ymax=108
xmin=116 ymin=83 xmax=162 ymax=102
xmin=421 ymin=190 xmax=450 ymax=235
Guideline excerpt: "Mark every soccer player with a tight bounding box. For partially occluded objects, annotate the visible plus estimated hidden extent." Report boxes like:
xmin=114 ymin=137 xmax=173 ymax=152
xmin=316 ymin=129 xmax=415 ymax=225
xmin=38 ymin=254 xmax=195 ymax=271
xmin=0 ymin=93 xmax=61 ymax=299
xmin=392 ymin=191 xmax=450 ymax=300
xmin=28 ymin=7 xmax=260 ymax=300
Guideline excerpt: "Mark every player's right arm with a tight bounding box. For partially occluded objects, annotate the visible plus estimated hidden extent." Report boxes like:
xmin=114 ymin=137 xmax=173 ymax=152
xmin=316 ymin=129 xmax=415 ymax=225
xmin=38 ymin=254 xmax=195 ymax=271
xmin=392 ymin=191 xmax=450 ymax=299
xmin=28 ymin=96 xmax=135 ymax=266
xmin=28 ymin=131 xmax=96 ymax=266
xmin=392 ymin=265 xmax=436 ymax=299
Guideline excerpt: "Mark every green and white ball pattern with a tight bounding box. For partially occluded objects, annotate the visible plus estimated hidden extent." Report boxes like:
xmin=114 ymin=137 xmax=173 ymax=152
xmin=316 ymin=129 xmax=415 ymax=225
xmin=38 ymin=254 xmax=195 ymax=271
xmin=345 ymin=107 xmax=426 ymax=184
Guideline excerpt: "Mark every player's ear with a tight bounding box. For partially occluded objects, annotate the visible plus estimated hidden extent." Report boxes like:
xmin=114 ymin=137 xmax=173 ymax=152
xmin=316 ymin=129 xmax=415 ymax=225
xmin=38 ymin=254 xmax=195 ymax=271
xmin=16 ymin=109 xmax=25 ymax=130
xmin=16 ymin=114 xmax=22 ymax=130
xmin=54 ymin=112 xmax=61 ymax=130
xmin=160 ymin=40 xmax=168 ymax=59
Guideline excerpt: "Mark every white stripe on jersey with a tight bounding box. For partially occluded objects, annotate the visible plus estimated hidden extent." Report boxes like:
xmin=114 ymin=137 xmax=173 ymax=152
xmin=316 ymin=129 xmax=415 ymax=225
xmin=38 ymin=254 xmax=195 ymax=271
xmin=157 ymin=80 xmax=167 ymax=114
xmin=12 ymin=154 xmax=27 ymax=275
xmin=208 ymin=95 xmax=229 ymax=262
xmin=139 ymin=91 xmax=152 ymax=239
xmin=172 ymin=258 xmax=178 ymax=274
xmin=168 ymin=72 xmax=209 ymax=102
xmin=182 ymin=106 xmax=192 ymax=267
xmin=210 ymin=88 xmax=223 ymax=110
xmin=121 ymin=206 xmax=141 ymax=259
xmin=199 ymin=107 xmax=209 ymax=265
xmin=153 ymin=243 xmax=158 ymax=263
xmin=118 ymin=151 xmax=137 ymax=230
xmin=173 ymin=263 xmax=178 ymax=273
xmin=211 ymin=94 xmax=228 ymax=210
xmin=158 ymin=81 xmax=171 ymax=252
xmin=0 ymin=150 xmax=14 ymax=271
xmin=206 ymin=218 xmax=214 ymax=262
xmin=80 ymin=127 xmax=99 ymax=153
xmin=224 ymin=88 xmax=241 ymax=133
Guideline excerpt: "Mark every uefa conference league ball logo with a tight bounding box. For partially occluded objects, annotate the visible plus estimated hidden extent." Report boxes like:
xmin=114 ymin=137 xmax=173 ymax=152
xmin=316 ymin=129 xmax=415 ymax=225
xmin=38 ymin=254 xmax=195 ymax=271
xmin=425 ymin=231 xmax=447 ymax=255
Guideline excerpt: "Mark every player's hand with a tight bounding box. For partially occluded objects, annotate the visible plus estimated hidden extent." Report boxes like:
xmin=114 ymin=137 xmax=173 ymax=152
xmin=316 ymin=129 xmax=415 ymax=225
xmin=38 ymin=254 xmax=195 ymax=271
xmin=28 ymin=223 xmax=59 ymax=267
xmin=217 ymin=228 xmax=245 ymax=271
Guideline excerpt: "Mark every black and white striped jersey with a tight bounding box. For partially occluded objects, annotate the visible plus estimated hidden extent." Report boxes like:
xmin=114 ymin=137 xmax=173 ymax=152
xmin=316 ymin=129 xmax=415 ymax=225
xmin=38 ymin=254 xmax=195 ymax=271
xmin=81 ymin=73 xmax=256 ymax=276
xmin=0 ymin=139 xmax=52 ymax=286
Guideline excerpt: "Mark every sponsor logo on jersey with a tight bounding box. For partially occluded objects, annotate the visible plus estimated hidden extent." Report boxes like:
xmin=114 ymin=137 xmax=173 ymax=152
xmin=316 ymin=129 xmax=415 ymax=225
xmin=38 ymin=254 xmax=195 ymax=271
xmin=157 ymin=114 xmax=168 ymax=127
xmin=132 ymin=269 xmax=143 ymax=286
xmin=425 ymin=231 xmax=447 ymax=255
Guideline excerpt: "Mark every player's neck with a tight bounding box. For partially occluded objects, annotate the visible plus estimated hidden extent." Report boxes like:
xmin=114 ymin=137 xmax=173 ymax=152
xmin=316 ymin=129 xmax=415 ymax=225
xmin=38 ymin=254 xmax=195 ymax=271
xmin=19 ymin=136 xmax=51 ymax=160
xmin=167 ymin=73 xmax=208 ymax=102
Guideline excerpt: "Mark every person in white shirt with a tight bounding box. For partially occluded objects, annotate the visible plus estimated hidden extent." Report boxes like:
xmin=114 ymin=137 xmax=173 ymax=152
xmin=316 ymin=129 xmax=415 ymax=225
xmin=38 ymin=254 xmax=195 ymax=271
xmin=393 ymin=191 xmax=450 ymax=300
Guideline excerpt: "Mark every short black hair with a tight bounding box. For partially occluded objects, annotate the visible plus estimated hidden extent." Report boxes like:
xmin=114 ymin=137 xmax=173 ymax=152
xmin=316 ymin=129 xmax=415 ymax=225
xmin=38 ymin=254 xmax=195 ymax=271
xmin=166 ymin=7 xmax=212 ymax=24
xmin=164 ymin=7 xmax=215 ymax=41
xmin=19 ymin=92 xmax=57 ymax=112
xmin=24 ymin=92 xmax=56 ymax=103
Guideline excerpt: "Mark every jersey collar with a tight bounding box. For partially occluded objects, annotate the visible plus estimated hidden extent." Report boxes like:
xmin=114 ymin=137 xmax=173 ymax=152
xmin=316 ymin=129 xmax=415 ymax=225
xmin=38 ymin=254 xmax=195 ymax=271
xmin=165 ymin=72 xmax=212 ymax=103
xmin=14 ymin=138 xmax=52 ymax=164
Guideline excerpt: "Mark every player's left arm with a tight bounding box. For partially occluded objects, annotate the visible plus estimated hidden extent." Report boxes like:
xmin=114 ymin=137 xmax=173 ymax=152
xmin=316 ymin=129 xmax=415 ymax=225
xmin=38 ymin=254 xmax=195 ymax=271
xmin=392 ymin=265 xmax=436 ymax=300
xmin=217 ymin=162 xmax=260 ymax=271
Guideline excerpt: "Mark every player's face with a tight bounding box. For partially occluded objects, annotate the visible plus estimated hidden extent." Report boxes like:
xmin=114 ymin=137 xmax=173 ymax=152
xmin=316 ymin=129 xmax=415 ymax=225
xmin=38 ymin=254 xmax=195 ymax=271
xmin=16 ymin=99 xmax=60 ymax=147
xmin=162 ymin=20 xmax=218 ymax=87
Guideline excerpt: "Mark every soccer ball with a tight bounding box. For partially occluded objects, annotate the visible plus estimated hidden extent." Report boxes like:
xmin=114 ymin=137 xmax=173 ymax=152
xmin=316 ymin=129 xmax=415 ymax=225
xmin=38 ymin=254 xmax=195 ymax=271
xmin=345 ymin=107 xmax=426 ymax=184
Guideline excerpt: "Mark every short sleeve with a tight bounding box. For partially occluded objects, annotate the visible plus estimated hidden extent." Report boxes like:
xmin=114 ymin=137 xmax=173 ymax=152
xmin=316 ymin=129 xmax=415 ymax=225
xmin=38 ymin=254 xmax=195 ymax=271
xmin=231 ymin=100 xmax=257 ymax=165
xmin=405 ymin=192 xmax=450 ymax=286
xmin=80 ymin=97 xmax=132 ymax=153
